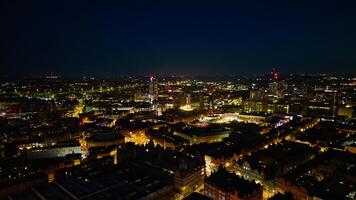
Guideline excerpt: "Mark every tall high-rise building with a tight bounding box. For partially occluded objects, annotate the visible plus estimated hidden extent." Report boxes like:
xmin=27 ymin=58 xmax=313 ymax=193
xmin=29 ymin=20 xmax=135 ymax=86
xmin=185 ymin=93 xmax=191 ymax=105
xmin=148 ymin=76 xmax=158 ymax=103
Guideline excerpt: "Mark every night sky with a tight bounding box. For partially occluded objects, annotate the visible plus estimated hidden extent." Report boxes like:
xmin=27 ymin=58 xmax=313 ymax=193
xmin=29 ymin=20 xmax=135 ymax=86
xmin=1 ymin=1 xmax=356 ymax=76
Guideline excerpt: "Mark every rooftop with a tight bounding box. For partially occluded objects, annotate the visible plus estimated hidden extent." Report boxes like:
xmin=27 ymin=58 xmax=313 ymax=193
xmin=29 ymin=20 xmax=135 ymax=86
xmin=205 ymin=167 xmax=261 ymax=198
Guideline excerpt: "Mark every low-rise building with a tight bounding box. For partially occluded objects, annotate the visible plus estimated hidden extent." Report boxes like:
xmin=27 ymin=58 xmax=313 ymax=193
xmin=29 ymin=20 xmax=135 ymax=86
xmin=204 ymin=167 xmax=263 ymax=200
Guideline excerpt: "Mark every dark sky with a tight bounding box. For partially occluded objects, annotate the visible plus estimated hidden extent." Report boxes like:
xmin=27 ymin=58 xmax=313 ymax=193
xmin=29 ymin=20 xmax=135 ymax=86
xmin=1 ymin=1 xmax=356 ymax=76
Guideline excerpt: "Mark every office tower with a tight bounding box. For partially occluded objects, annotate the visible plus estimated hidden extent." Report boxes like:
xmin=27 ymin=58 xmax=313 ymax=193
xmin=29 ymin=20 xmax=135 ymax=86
xmin=148 ymin=76 xmax=158 ymax=103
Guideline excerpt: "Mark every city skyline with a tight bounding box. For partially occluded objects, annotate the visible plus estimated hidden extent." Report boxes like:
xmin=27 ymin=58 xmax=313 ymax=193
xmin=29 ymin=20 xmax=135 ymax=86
xmin=0 ymin=74 xmax=355 ymax=200
xmin=1 ymin=1 xmax=356 ymax=200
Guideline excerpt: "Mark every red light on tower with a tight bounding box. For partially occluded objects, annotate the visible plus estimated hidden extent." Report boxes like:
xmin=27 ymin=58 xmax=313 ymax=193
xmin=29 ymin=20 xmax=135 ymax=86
xmin=270 ymin=69 xmax=280 ymax=81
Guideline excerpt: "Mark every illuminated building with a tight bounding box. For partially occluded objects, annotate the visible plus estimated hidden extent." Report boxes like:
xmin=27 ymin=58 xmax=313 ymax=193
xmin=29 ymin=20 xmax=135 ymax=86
xmin=243 ymin=99 xmax=266 ymax=113
xmin=275 ymin=150 xmax=356 ymax=200
xmin=148 ymin=76 xmax=158 ymax=103
xmin=173 ymin=124 xmax=230 ymax=144
xmin=204 ymin=154 xmax=225 ymax=177
xmin=199 ymin=113 xmax=267 ymax=125
xmin=186 ymin=93 xmax=192 ymax=105
xmin=307 ymin=100 xmax=336 ymax=117
xmin=236 ymin=141 xmax=319 ymax=181
xmin=8 ymin=157 xmax=174 ymax=200
xmin=146 ymin=126 xmax=189 ymax=148
xmin=243 ymin=91 xmax=267 ymax=113
xmin=267 ymin=103 xmax=289 ymax=114
xmin=204 ymin=167 xmax=263 ymax=200
xmin=180 ymin=104 xmax=195 ymax=111
xmin=26 ymin=141 xmax=82 ymax=160
xmin=88 ymin=146 xmax=118 ymax=164
xmin=174 ymin=160 xmax=205 ymax=196
xmin=338 ymin=105 xmax=353 ymax=118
